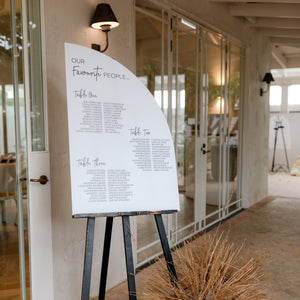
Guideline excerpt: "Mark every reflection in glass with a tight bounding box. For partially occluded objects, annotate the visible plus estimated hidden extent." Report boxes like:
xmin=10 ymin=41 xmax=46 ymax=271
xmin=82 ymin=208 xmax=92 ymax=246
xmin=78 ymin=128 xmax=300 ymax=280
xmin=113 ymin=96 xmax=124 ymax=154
xmin=136 ymin=7 xmax=169 ymax=265
xmin=28 ymin=0 xmax=45 ymax=151
xmin=135 ymin=2 xmax=243 ymax=265
xmin=205 ymin=40 xmax=223 ymax=224
xmin=0 ymin=0 xmax=30 ymax=298
xmin=173 ymin=22 xmax=197 ymax=241
xmin=225 ymin=50 xmax=240 ymax=214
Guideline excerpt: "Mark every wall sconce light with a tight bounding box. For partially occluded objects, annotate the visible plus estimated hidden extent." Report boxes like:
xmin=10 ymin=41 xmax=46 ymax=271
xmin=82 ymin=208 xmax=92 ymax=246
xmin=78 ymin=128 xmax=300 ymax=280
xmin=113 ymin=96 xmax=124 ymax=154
xmin=90 ymin=3 xmax=119 ymax=53
xmin=260 ymin=72 xmax=274 ymax=96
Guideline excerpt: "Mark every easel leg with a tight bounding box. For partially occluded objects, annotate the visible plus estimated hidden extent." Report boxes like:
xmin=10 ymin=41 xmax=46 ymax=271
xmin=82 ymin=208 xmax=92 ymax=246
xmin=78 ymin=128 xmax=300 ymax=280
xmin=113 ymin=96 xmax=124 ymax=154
xmin=281 ymin=128 xmax=290 ymax=171
xmin=1 ymin=200 xmax=6 ymax=224
xmin=271 ymin=128 xmax=278 ymax=172
xmin=122 ymin=215 xmax=137 ymax=300
xmin=154 ymin=214 xmax=178 ymax=284
xmin=99 ymin=217 xmax=114 ymax=300
xmin=81 ymin=217 xmax=96 ymax=300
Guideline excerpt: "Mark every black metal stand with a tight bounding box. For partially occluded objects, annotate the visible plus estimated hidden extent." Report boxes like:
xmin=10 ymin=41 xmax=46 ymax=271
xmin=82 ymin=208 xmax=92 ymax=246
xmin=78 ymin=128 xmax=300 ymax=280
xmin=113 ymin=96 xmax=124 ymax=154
xmin=81 ymin=213 xmax=177 ymax=300
xmin=154 ymin=214 xmax=177 ymax=285
xmin=81 ymin=217 xmax=96 ymax=300
xmin=271 ymin=120 xmax=290 ymax=172
xmin=99 ymin=217 xmax=113 ymax=299
xmin=122 ymin=215 xmax=137 ymax=300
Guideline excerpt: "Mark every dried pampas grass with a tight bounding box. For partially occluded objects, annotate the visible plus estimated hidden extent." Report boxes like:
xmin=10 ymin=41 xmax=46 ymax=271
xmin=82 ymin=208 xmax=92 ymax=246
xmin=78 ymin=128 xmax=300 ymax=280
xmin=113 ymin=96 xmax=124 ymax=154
xmin=142 ymin=231 xmax=268 ymax=300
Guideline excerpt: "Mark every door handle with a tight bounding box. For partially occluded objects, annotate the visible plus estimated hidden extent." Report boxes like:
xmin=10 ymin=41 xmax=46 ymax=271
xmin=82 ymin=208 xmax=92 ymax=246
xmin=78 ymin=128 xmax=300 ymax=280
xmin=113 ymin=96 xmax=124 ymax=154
xmin=30 ymin=175 xmax=49 ymax=185
xmin=201 ymin=143 xmax=210 ymax=155
xmin=202 ymin=149 xmax=211 ymax=155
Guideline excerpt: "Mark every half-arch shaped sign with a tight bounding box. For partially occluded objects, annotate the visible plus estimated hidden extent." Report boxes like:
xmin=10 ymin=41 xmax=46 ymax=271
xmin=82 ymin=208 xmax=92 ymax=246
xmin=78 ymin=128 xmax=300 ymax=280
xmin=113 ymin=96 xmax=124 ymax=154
xmin=65 ymin=43 xmax=179 ymax=216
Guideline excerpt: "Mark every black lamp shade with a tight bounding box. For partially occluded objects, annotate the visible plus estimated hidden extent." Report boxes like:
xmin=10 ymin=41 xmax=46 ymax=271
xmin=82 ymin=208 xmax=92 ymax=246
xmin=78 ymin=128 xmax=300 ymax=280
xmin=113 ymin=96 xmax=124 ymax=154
xmin=91 ymin=3 xmax=119 ymax=30
xmin=262 ymin=72 xmax=274 ymax=84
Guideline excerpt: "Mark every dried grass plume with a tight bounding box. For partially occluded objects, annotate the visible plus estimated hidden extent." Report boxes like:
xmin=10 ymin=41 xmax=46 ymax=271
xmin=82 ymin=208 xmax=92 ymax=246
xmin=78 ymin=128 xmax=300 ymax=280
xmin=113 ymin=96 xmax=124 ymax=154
xmin=142 ymin=231 xmax=267 ymax=300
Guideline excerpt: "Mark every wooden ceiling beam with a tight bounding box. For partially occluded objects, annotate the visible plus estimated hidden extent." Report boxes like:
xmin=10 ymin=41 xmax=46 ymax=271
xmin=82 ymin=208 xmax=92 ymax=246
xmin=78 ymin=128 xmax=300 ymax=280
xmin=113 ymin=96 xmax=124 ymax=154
xmin=272 ymin=47 xmax=287 ymax=69
xmin=249 ymin=18 xmax=300 ymax=29
xmin=270 ymin=37 xmax=300 ymax=46
xmin=245 ymin=17 xmax=256 ymax=24
xmin=259 ymin=28 xmax=300 ymax=38
xmin=210 ymin=0 xmax=300 ymax=3
xmin=230 ymin=4 xmax=300 ymax=18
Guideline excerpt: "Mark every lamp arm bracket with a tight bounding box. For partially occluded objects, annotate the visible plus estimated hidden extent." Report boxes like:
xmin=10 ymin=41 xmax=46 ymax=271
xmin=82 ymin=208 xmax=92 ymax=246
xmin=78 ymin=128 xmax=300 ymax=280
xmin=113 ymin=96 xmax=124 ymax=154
xmin=91 ymin=31 xmax=109 ymax=53
xmin=100 ymin=31 xmax=109 ymax=53
xmin=260 ymin=85 xmax=270 ymax=96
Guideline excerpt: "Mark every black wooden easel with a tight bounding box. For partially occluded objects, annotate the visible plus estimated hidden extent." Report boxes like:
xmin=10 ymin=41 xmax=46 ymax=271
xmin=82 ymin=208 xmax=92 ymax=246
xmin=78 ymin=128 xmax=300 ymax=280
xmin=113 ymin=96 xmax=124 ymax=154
xmin=78 ymin=211 xmax=178 ymax=300
xmin=271 ymin=119 xmax=290 ymax=172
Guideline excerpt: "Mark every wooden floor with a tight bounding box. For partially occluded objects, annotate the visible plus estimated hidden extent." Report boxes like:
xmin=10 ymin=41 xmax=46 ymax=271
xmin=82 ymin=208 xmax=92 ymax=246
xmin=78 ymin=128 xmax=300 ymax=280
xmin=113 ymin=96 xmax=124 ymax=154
xmin=0 ymin=200 xmax=30 ymax=300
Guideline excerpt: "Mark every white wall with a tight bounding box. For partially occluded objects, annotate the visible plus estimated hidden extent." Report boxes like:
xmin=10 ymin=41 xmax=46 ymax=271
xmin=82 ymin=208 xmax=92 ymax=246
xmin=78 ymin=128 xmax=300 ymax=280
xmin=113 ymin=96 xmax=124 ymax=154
xmin=44 ymin=0 xmax=135 ymax=298
xmin=43 ymin=0 xmax=271 ymax=298
xmin=242 ymin=35 xmax=272 ymax=207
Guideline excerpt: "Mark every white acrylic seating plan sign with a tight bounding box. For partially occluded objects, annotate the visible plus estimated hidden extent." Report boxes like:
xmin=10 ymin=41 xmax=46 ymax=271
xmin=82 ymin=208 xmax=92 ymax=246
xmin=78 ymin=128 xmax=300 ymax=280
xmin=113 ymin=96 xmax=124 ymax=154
xmin=64 ymin=43 xmax=180 ymax=216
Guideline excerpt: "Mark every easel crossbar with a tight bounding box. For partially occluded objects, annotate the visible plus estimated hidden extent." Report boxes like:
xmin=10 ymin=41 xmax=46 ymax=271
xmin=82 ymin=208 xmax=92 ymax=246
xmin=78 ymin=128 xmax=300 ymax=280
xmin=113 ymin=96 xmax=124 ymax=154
xmin=73 ymin=210 xmax=177 ymax=218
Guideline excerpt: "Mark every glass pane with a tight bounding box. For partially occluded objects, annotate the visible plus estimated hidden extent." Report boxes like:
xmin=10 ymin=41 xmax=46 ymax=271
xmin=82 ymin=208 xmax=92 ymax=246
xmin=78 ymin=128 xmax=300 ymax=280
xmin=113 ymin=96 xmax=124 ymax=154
xmin=270 ymin=85 xmax=282 ymax=112
xmin=136 ymin=11 xmax=168 ymax=118
xmin=0 ymin=87 xmax=3 ymax=155
xmin=135 ymin=214 xmax=168 ymax=264
xmin=288 ymin=84 xmax=300 ymax=111
xmin=225 ymin=52 xmax=240 ymax=214
xmin=230 ymin=43 xmax=241 ymax=56
xmin=207 ymin=31 xmax=222 ymax=46
xmin=27 ymin=0 xmax=45 ymax=151
xmin=136 ymin=8 xmax=169 ymax=265
xmin=173 ymin=20 xmax=197 ymax=241
xmin=270 ymin=86 xmax=282 ymax=106
xmin=206 ymin=41 xmax=223 ymax=224
xmin=4 ymin=85 xmax=16 ymax=153
xmin=0 ymin=0 xmax=30 ymax=298
xmin=178 ymin=18 xmax=197 ymax=35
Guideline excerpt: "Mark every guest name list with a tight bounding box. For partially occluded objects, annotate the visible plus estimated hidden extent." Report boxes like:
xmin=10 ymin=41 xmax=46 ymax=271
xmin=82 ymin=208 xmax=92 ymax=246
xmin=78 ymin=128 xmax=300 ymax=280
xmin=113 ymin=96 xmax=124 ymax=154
xmin=65 ymin=43 xmax=179 ymax=216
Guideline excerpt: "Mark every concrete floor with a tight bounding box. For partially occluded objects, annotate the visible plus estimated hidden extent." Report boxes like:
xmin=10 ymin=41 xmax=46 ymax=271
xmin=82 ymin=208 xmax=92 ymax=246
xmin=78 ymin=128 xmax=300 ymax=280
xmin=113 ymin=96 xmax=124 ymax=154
xmin=101 ymin=172 xmax=300 ymax=300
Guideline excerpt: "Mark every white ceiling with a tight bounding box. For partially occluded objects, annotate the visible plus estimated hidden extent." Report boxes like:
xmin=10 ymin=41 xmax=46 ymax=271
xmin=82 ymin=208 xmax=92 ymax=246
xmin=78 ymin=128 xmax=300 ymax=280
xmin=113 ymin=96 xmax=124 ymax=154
xmin=209 ymin=0 xmax=300 ymax=69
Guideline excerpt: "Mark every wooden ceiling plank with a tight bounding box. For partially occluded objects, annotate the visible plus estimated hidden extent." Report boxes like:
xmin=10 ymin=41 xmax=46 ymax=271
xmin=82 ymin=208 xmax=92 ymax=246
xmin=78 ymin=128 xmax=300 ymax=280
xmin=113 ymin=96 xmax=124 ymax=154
xmin=270 ymin=37 xmax=300 ymax=46
xmin=260 ymin=28 xmax=300 ymax=38
xmin=249 ymin=18 xmax=300 ymax=29
xmin=230 ymin=4 xmax=300 ymax=18
xmin=245 ymin=17 xmax=256 ymax=24
xmin=210 ymin=0 xmax=300 ymax=3
xmin=272 ymin=47 xmax=287 ymax=68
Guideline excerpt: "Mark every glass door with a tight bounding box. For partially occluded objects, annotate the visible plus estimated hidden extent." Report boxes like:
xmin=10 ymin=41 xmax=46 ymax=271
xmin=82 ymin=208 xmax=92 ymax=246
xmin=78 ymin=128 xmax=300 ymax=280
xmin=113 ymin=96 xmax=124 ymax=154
xmin=0 ymin=0 xmax=30 ymax=299
xmin=170 ymin=15 xmax=200 ymax=243
xmin=1 ymin=0 xmax=53 ymax=298
xmin=135 ymin=1 xmax=170 ymax=265
xmin=202 ymin=37 xmax=243 ymax=225
xmin=223 ymin=43 xmax=241 ymax=216
xmin=203 ymin=32 xmax=225 ymax=226
xmin=135 ymin=0 xmax=244 ymax=268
